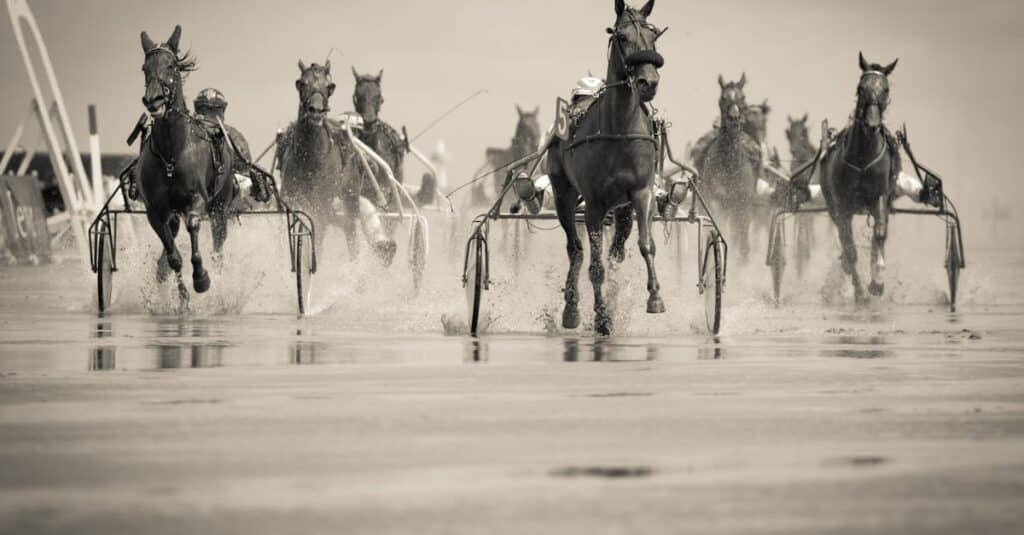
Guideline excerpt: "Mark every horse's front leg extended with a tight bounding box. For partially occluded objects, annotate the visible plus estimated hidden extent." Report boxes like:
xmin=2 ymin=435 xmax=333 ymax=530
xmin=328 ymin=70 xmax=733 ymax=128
xmin=186 ymin=195 xmax=211 ymax=293
xmin=833 ymin=212 xmax=865 ymax=304
xmin=585 ymin=206 xmax=611 ymax=335
xmin=554 ymin=186 xmax=583 ymax=329
xmin=869 ymin=195 xmax=889 ymax=297
xmin=632 ymin=188 xmax=665 ymax=314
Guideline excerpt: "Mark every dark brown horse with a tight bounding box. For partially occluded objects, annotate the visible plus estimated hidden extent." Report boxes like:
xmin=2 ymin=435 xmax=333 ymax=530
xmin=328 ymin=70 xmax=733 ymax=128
xmin=699 ymin=73 xmax=761 ymax=261
xmin=547 ymin=0 xmax=665 ymax=335
xmin=819 ymin=53 xmax=900 ymax=302
xmin=351 ymin=68 xmax=407 ymax=203
xmin=474 ymin=105 xmax=542 ymax=209
xmin=137 ymin=25 xmax=236 ymax=295
xmin=786 ymin=113 xmax=818 ymax=276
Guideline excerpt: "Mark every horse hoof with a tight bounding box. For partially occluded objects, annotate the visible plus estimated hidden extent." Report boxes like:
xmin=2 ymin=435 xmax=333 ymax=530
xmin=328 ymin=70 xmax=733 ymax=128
xmin=167 ymin=254 xmax=183 ymax=273
xmin=868 ymin=281 xmax=884 ymax=297
xmin=609 ymin=245 xmax=626 ymax=263
xmin=647 ymin=297 xmax=666 ymax=314
xmin=193 ymin=271 xmax=211 ymax=294
xmin=374 ymin=239 xmax=397 ymax=267
xmin=594 ymin=314 xmax=612 ymax=336
xmin=562 ymin=307 xmax=580 ymax=329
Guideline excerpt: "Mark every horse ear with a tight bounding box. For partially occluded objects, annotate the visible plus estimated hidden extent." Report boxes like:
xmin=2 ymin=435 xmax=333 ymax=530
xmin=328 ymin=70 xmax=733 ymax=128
xmin=801 ymin=113 xmax=808 ymax=123
xmin=882 ymin=58 xmax=898 ymax=75
xmin=858 ymin=51 xmax=869 ymax=72
xmin=351 ymin=66 xmax=360 ymax=82
xmin=298 ymin=60 xmax=307 ymax=73
xmin=324 ymin=60 xmax=331 ymax=73
xmin=167 ymin=25 xmax=181 ymax=52
xmin=533 ymin=106 xmax=540 ymax=116
xmin=377 ymin=69 xmax=383 ymax=83
xmin=787 ymin=114 xmax=794 ymax=123
xmin=762 ymin=99 xmax=769 ymax=112
xmin=639 ymin=0 xmax=655 ymax=17
xmin=614 ymin=0 xmax=625 ymax=16
xmin=141 ymin=31 xmax=155 ymax=52
xmin=516 ymin=104 xmax=524 ymax=117
xmin=718 ymin=74 xmax=725 ymax=89
xmin=738 ymin=72 xmax=746 ymax=89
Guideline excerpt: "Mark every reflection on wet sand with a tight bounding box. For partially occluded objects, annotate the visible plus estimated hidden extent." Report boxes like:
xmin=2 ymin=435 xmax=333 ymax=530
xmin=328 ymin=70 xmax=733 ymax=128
xmin=89 ymin=321 xmax=116 ymax=370
xmin=697 ymin=337 xmax=725 ymax=360
xmin=291 ymin=329 xmax=328 ymax=364
xmin=152 ymin=321 xmax=226 ymax=369
xmin=562 ymin=338 xmax=662 ymax=362
xmin=822 ymin=336 xmax=892 ymax=359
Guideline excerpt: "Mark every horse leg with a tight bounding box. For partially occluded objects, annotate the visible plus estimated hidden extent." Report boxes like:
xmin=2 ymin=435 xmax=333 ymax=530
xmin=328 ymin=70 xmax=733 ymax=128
xmin=585 ymin=205 xmax=611 ymax=335
xmin=609 ymin=205 xmax=633 ymax=263
xmin=155 ymin=214 xmax=181 ymax=282
xmin=868 ymin=195 xmax=889 ymax=297
xmin=633 ymin=189 xmax=665 ymax=314
xmin=209 ymin=208 xmax=229 ymax=271
xmin=834 ymin=213 xmax=865 ymax=303
xmin=339 ymin=193 xmax=360 ymax=260
xmin=186 ymin=195 xmax=211 ymax=293
xmin=554 ymin=186 xmax=583 ymax=329
xmin=735 ymin=200 xmax=752 ymax=262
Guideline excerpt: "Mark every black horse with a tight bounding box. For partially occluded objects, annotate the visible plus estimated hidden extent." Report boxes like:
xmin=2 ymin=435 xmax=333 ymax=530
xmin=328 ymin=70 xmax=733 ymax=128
xmin=351 ymin=68 xmax=407 ymax=205
xmin=699 ymin=74 xmax=761 ymax=261
xmin=819 ymin=52 xmax=900 ymax=302
xmin=136 ymin=25 xmax=238 ymax=296
xmin=547 ymin=0 xmax=666 ymax=335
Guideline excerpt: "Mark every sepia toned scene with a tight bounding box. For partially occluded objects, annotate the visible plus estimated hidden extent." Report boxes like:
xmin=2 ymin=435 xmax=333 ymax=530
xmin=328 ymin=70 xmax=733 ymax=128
xmin=0 ymin=0 xmax=1022 ymax=533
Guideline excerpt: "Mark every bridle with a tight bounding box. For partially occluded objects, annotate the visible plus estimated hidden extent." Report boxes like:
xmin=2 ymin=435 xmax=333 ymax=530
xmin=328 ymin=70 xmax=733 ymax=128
xmin=142 ymin=45 xmax=181 ymax=116
xmin=604 ymin=10 xmax=666 ymax=92
xmin=353 ymin=80 xmax=382 ymax=126
xmin=844 ymin=71 xmax=891 ymax=172
xmin=298 ymin=67 xmax=335 ymax=118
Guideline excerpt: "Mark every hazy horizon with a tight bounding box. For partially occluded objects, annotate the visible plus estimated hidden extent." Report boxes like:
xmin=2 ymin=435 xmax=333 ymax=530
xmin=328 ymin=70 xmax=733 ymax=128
xmin=1 ymin=0 xmax=1021 ymax=248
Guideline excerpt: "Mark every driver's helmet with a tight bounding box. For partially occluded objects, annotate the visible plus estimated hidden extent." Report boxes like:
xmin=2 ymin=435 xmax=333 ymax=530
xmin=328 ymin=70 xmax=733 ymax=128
xmin=194 ymin=88 xmax=228 ymax=114
xmin=571 ymin=77 xmax=605 ymax=101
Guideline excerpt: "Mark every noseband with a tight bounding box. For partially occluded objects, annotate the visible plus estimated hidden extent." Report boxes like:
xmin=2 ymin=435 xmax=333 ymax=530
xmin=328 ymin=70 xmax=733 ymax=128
xmin=300 ymin=70 xmax=334 ymax=116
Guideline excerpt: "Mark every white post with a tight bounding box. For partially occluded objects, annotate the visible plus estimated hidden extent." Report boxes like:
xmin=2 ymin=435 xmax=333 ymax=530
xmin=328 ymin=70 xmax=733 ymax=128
xmin=6 ymin=0 xmax=90 ymax=264
xmin=88 ymin=105 xmax=103 ymax=204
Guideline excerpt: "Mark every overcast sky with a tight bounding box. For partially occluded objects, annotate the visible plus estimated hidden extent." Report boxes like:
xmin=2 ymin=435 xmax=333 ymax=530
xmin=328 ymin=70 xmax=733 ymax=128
xmin=1 ymin=0 xmax=1021 ymax=246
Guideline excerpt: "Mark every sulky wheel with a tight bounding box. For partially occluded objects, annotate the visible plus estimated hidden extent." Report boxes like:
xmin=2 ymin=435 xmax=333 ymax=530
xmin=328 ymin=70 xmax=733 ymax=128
xmin=794 ymin=214 xmax=813 ymax=279
xmin=411 ymin=217 xmax=428 ymax=294
xmin=702 ymin=229 xmax=724 ymax=335
xmin=768 ymin=218 xmax=786 ymax=306
xmin=96 ymin=226 xmax=114 ymax=315
xmin=464 ymin=231 xmax=487 ymax=336
xmin=945 ymin=223 xmax=962 ymax=313
xmin=295 ymin=233 xmax=313 ymax=315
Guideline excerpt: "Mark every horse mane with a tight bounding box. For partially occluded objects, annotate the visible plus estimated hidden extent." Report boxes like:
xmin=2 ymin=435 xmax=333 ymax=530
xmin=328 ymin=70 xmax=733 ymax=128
xmin=175 ymin=49 xmax=198 ymax=78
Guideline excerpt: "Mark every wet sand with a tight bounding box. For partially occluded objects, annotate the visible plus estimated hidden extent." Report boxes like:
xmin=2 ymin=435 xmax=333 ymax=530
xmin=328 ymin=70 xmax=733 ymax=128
xmin=2 ymin=334 xmax=1024 ymax=533
xmin=1 ymin=245 xmax=1023 ymax=533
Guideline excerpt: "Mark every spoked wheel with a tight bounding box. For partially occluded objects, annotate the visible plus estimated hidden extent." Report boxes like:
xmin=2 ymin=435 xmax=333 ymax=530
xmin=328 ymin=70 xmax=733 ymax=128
xmin=464 ymin=232 xmax=487 ymax=336
xmin=701 ymin=229 xmax=724 ymax=335
xmin=295 ymin=233 xmax=313 ymax=315
xmin=768 ymin=218 xmax=786 ymax=306
xmin=96 ymin=226 xmax=114 ymax=315
xmin=945 ymin=223 xmax=962 ymax=312
xmin=411 ymin=217 xmax=428 ymax=293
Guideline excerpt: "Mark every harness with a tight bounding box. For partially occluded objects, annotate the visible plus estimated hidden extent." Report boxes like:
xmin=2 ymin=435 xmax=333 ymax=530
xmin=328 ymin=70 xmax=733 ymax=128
xmin=566 ymin=11 xmax=665 ymax=152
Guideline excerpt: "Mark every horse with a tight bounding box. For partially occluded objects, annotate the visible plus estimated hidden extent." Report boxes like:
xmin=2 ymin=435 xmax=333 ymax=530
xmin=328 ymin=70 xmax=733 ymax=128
xmin=743 ymin=98 xmax=777 ymax=247
xmin=473 ymin=105 xmax=542 ymax=210
xmin=819 ymin=52 xmax=900 ymax=303
xmin=136 ymin=25 xmax=238 ymax=296
xmin=547 ymin=0 xmax=666 ymax=335
xmin=786 ymin=113 xmax=818 ymax=276
xmin=698 ymin=73 xmax=761 ymax=261
xmin=351 ymin=68 xmax=407 ymax=204
xmin=276 ymin=61 xmax=395 ymax=262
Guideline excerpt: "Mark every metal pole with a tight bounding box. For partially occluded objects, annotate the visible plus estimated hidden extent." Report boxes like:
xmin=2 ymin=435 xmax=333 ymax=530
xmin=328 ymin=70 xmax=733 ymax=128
xmin=88 ymin=105 xmax=103 ymax=205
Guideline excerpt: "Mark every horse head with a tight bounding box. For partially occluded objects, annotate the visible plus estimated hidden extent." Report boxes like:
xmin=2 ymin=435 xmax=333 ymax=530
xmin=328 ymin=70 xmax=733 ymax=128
xmin=514 ymin=104 xmax=542 ymax=150
xmin=608 ymin=0 xmax=666 ymax=102
xmin=352 ymin=68 xmax=384 ymax=125
xmin=716 ymin=73 xmax=747 ymax=131
xmin=140 ymin=25 xmax=194 ymax=119
xmin=786 ymin=113 xmax=811 ymax=151
xmin=295 ymin=60 xmax=335 ymax=126
xmin=855 ymin=52 xmax=897 ymax=130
